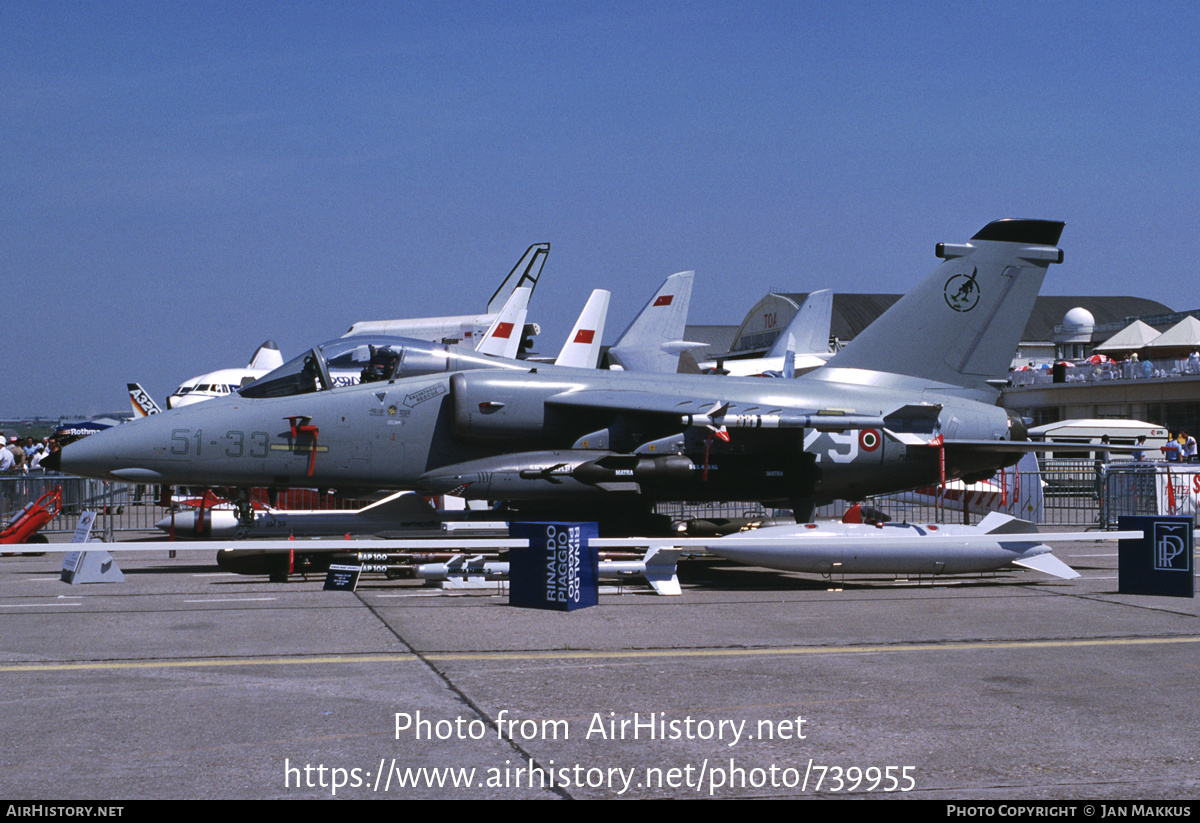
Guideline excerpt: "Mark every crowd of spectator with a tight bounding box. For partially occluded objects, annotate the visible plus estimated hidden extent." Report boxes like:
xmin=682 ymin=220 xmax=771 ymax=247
xmin=1010 ymin=349 xmax=1200 ymax=386
xmin=0 ymin=436 xmax=60 ymax=473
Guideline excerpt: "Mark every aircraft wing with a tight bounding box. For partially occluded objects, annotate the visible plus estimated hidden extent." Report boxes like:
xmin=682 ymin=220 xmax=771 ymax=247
xmin=546 ymin=389 xmax=729 ymax=417
xmin=356 ymin=490 xmax=440 ymax=519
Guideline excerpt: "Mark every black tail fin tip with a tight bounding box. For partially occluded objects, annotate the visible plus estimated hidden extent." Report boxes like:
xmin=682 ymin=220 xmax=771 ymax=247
xmin=972 ymin=219 xmax=1065 ymax=247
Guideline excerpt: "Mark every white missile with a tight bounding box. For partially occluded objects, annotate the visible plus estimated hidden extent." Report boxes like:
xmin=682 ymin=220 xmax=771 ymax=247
xmin=407 ymin=547 xmax=682 ymax=595
xmin=156 ymin=491 xmax=444 ymax=539
xmin=599 ymin=513 xmax=1141 ymax=581
xmin=703 ymin=512 xmax=1132 ymax=579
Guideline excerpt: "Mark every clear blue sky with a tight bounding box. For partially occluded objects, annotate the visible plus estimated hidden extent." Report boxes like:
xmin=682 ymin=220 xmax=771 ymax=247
xmin=4 ymin=0 xmax=1199 ymax=416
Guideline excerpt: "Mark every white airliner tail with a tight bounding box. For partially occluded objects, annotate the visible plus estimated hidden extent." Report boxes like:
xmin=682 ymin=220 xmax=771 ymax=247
xmin=767 ymin=290 xmax=832 ymax=359
xmin=127 ymin=383 xmax=163 ymax=418
xmin=246 ymin=340 xmax=284 ymax=371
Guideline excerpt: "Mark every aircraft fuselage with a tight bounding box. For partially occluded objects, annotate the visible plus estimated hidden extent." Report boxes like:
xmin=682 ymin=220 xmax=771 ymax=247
xmin=61 ymin=361 xmax=1013 ymax=507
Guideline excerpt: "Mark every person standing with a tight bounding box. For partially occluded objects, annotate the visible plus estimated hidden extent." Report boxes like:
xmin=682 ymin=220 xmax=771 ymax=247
xmin=1162 ymin=433 xmax=1181 ymax=462
xmin=1095 ymin=435 xmax=1111 ymax=526
xmin=1182 ymin=431 xmax=1197 ymax=462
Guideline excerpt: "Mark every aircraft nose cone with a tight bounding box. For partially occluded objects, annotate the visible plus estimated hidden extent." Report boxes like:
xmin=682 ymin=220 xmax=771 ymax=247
xmin=56 ymin=427 xmax=159 ymax=482
xmin=57 ymin=434 xmax=112 ymax=480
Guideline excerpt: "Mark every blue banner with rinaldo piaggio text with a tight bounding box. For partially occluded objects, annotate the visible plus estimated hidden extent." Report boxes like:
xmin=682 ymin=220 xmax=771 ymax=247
xmin=508 ymin=522 xmax=600 ymax=611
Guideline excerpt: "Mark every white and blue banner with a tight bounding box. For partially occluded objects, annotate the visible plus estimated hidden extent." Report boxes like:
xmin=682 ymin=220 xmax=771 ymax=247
xmin=508 ymin=522 xmax=600 ymax=611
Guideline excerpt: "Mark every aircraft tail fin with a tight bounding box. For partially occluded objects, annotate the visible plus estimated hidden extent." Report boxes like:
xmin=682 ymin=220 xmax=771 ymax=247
xmin=976 ymin=511 xmax=1037 ymax=534
xmin=246 ymin=340 xmax=284 ymax=371
xmin=819 ymin=220 xmax=1064 ymax=398
xmin=127 ymin=383 xmax=162 ymax=418
xmin=555 ymin=289 xmax=610 ymax=368
xmin=1013 ymin=552 xmax=1080 ymax=579
xmin=608 ymin=271 xmax=699 ymax=373
xmin=767 ymin=290 xmax=832 ymax=358
xmin=641 ymin=547 xmax=682 ymax=596
xmin=487 ymin=243 xmax=550 ymax=314
xmin=475 ymin=286 xmax=531 ymax=359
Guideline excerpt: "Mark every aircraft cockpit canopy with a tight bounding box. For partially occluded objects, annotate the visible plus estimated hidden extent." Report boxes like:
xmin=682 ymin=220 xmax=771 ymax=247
xmin=238 ymin=335 xmax=522 ymax=399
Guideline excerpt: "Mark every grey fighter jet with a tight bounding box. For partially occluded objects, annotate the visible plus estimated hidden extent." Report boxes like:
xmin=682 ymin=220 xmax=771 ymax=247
xmin=54 ymin=220 xmax=1064 ymax=529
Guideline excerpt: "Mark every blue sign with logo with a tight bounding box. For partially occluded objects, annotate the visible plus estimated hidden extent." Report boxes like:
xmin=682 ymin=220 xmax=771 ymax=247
xmin=1118 ymin=516 xmax=1194 ymax=597
xmin=509 ymin=522 xmax=600 ymax=611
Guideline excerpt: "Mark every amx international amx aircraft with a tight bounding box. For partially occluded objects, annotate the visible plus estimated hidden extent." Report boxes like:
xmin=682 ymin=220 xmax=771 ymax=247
xmin=54 ymin=220 xmax=1065 ymax=529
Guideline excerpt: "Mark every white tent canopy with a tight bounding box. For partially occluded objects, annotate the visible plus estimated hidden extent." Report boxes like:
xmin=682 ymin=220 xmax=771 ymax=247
xmin=1094 ymin=319 xmax=1161 ymax=354
xmin=1145 ymin=316 xmax=1200 ymax=354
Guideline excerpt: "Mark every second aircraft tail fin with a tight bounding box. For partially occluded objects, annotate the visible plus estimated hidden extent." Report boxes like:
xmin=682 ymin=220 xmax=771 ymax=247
xmin=475 ymin=286 xmax=531 ymax=359
xmin=768 ymin=289 xmax=832 ymax=358
xmin=555 ymin=289 xmax=611 ymax=369
xmin=127 ymin=383 xmax=163 ymax=418
xmin=608 ymin=271 xmax=702 ymax=373
xmin=246 ymin=340 xmax=284 ymax=371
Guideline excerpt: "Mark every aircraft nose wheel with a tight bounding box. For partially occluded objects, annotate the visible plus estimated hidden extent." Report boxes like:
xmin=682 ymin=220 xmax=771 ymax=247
xmin=235 ymin=493 xmax=253 ymax=529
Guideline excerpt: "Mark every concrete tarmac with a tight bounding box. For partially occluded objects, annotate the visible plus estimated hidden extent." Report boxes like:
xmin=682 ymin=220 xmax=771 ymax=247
xmin=0 ymin=534 xmax=1196 ymax=800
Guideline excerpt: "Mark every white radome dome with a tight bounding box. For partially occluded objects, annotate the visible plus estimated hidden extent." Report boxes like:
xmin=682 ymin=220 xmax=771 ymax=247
xmin=1063 ymin=307 xmax=1094 ymax=329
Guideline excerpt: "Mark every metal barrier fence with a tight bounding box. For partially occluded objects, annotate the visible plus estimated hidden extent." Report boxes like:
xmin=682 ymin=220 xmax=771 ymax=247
xmin=824 ymin=471 xmax=1097 ymax=528
xmin=1101 ymin=462 xmax=1200 ymax=529
xmin=659 ymin=463 xmax=1198 ymax=529
xmin=656 ymin=470 xmax=1099 ymax=529
xmin=5 ymin=462 xmax=1188 ymax=542
xmin=0 ymin=473 xmax=171 ymax=541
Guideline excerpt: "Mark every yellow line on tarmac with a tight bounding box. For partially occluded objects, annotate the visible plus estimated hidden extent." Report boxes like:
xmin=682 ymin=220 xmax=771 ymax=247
xmin=426 ymin=634 xmax=1200 ymax=662
xmin=0 ymin=654 xmax=416 ymax=673
xmin=1 ymin=635 xmax=1197 ymax=674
